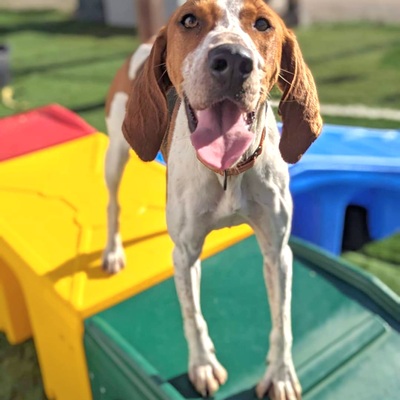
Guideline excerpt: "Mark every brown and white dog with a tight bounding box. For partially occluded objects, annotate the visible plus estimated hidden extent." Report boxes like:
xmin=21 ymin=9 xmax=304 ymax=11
xmin=103 ymin=0 xmax=322 ymax=398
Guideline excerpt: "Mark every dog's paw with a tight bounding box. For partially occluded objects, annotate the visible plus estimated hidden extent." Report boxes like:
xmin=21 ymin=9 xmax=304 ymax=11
xmin=256 ymin=361 xmax=301 ymax=400
xmin=102 ymin=246 xmax=126 ymax=274
xmin=189 ymin=357 xmax=228 ymax=398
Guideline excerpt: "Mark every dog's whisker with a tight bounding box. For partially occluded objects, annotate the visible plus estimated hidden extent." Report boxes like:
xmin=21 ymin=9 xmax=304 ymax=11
xmin=157 ymin=68 xmax=169 ymax=83
xmin=280 ymin=67 xmax=295 ymax=76
xmin=278 ymin=73 xmax=293 ymax=87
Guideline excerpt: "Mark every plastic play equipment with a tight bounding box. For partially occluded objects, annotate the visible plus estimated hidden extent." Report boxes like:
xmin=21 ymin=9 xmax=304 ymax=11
xmin=0 ymin=126 xmax=251 ymax=399
xmin=85 ymin=236 xmax=400 ymax=400
xmin=0 ymin=105 xmax=399 ymax=400
xmin=290 ymin=124 xmax=400 ymax=255
xmin=0 ymin=104 xmax=97 ymax=344
xmin=0 ymin=104 xmax=96 ymax=161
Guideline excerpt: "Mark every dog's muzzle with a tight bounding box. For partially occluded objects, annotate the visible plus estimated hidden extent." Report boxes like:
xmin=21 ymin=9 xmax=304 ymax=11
xmin=208 ymin=44 xmax=254 ymax=96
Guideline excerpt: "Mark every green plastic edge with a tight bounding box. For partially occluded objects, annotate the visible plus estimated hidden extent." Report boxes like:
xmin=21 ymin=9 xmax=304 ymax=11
xmin=85 ymin=318 xmax=184 ymax=400
xmin=290 ymin=236 xmax=400 ymax=322
xmin=85 ymin=236 xmax=400 ymax=400
xmin=297 ymin=315 xmax=387 ymax=392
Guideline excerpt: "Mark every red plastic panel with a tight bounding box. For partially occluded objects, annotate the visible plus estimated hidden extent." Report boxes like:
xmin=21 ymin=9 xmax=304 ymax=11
xmin=0 ymin=104 xmax=97 ymax=162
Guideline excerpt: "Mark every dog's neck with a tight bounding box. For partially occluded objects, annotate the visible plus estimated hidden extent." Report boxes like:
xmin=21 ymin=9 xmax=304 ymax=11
xmin=242 ymin=101 xmax=268 ymax=162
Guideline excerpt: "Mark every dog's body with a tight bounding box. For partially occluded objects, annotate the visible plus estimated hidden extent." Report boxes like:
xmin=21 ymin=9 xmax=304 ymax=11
xmin=103 ymin=1 xmax=322 ymax=399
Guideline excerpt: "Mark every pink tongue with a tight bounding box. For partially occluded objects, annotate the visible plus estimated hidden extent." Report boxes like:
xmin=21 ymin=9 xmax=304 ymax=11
xmin=190 ymin=100 xmax=253 ymax=170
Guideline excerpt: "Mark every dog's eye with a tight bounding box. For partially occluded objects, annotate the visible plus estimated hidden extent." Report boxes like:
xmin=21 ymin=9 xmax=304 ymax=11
xmin=254 ymin=18 xmax=270 ymax=32
xmin=181 ymin=14 xmax=198 ymax=29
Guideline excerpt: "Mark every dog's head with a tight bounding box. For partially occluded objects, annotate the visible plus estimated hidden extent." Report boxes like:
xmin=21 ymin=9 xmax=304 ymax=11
xmin=123 ymin=0 xmax=322 ymax=166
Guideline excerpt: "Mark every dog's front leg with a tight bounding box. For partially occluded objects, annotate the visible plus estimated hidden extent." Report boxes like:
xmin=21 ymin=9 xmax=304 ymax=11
xmin=250 ymin=192 xmax=301 ymax=400
xmin=173 ymin=240 xmax=228 ymax=397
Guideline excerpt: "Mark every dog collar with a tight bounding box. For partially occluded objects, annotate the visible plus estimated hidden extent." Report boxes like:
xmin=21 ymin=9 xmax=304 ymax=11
xmin=197 ymin=127 xmax=266 ymax=190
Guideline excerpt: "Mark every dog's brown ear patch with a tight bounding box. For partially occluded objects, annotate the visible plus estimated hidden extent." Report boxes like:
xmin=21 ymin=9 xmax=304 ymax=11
xmin=278 ymin=29 xmax=322 ymax=164
xmin=122 ymin=28 xmax=171 ymax=161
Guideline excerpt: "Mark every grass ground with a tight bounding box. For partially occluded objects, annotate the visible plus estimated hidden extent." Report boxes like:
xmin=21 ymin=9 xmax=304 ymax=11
xmin=343 ymin=234 xmax=400 ymax=295
xmin=0 ymin=10 xmax=137 ymax=132
xmin=2 ymin=12 xmax=400 ymax=130
xmin=0 ymin=9 xmax=399 ymax=400
xmin=0 ymin=334 xmax=45 ymax=400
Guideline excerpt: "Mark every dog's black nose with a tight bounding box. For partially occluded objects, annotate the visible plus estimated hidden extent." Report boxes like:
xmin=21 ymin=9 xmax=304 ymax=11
xmin=208 ymin=44 xmax=253 ymax=89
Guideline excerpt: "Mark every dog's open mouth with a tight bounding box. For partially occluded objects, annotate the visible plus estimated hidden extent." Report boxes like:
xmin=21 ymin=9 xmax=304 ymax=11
xmin=184 ymin=97 xmax=256 ymax=170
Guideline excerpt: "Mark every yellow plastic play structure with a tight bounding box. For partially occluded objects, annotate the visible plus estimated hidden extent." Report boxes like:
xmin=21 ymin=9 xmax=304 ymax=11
xmin=0 ymin=131 xmax=252 ymax=400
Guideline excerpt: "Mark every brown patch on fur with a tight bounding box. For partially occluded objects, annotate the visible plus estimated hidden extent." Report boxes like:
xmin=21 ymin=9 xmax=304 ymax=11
xmin=240 ymin=0 xmax=283 ymax=97
xmin=122 ymin=1 xmax=223 ymax=161
xmin=165 ymin=1 xmax=223 ymax=93
xmin=105 ymin=37 xmax=156 ymax=117
xmin=240 ymin=0 xmax=322 ymax=163
xmin=105 ymin=58 xmax=132 ymax=117
xmin=122 ymin=28 xmax=171 ymax=161
xmin=278 ymin=29 xmax=322 ymax=163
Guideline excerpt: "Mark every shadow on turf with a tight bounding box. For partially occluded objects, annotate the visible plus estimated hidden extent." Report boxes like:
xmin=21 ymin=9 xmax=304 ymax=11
xmin=0 ymin=10 xmax=136 ymax=38
xmin=13 ymin=51 xmax=131 ymax=77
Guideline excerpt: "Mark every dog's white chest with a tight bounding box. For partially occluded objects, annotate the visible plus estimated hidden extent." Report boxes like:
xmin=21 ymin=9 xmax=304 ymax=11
xmin=210 ymin=177 xmax=249 ymax=228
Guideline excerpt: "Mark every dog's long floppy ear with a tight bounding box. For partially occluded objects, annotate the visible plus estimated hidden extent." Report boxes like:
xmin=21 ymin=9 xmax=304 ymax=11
xmin=277 ymin=29 xmax=323 ymax=164
xmin=122 ymin=28 xmax=171 ymax=161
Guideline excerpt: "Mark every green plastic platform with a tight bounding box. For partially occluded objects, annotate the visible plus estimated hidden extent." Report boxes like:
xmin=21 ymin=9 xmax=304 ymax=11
xmin=84 ymin=236 xmax=400 ymax=400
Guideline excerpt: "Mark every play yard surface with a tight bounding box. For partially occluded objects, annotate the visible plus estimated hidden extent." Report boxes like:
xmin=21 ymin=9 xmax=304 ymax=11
xmin=0 ymin=8 xmax=399 ymax=400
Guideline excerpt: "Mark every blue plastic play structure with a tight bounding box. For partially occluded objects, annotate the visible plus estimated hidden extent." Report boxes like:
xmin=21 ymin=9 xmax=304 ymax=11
xmin=290 ymin=124 xmax=400 ymax=254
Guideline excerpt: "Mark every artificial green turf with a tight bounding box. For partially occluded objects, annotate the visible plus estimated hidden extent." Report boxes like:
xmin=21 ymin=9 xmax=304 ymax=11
xmin=296 ymin=23 xmax=400 ymax=110
xmin=321 ymin=115 xmax=400 ymax=130
xmin=0 ymin=10 xmax=137 ymax=132
xmin=0 ymin=9 xmax=399 ymax=400
xmin=1 ymin=11 xmax=400 ymax=131
xmin=343 ymin=234 xmax=400 ymax=295
xmin=0 ymin=333 xmax=45 ymax=400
